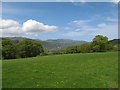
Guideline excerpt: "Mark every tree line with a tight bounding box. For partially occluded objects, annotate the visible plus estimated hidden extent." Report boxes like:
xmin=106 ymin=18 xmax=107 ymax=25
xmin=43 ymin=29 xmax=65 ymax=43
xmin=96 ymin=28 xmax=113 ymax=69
xmin=64 ymin=35 xmax=119 ymax=54
xmin=1 ymin=35 xmax=119 ymax=59
xmin=2 ymin=39 xmax=44 ymax=59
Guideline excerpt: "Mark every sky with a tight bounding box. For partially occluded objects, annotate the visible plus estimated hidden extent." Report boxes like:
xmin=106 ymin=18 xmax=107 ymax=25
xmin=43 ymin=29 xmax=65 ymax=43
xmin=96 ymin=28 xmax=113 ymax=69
xmin=0 ymin=2 xmax=118 ymax=41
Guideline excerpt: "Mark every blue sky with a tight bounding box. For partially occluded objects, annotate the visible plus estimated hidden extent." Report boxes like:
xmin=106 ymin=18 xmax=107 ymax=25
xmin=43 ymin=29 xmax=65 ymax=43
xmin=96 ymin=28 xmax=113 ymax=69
xmin=1 ymin=2 xmax=118 ymax=41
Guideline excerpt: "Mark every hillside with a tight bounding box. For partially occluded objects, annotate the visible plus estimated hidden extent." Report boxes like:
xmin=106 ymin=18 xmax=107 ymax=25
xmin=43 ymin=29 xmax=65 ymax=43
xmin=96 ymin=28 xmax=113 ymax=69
xmin=110 ymin=39 xmax=120 ymax=45
xmin=1 ymin=37 xmax=88 ymax=51
xmin=42 ymin=39 xmax=87 ymax=51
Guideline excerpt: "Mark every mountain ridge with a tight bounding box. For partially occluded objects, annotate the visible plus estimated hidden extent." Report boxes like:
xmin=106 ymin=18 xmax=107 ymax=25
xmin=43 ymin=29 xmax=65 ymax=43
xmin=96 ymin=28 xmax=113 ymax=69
xmin=1 ymin=37 xmax=88 ymax=51
xmin=1 ymin=37 xmax=119 ymax=51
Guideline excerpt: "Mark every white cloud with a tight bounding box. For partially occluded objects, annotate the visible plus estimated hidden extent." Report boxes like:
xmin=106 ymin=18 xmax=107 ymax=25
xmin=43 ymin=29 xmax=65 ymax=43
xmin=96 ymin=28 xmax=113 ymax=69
xmin=70 ymin=0 xmax=120 ymax=3
xmin=0 ymin=19 xmax=20 ymax=29
xmin=0 ymin=19 xmax=58 ymax=37
xmin=64 ymin=27 xmax=70 ymax=30
xmin=63 ymin=30 xmax=87 ymax=37
xmin=70 ymin=0 xmax=86 ymax=3
xmin=63 ymin=18 xmax=118 ymax=40
xmin=22 ymin=19 xmax=58 ymax=33
xmin=112 ymin=0 xmax=120 ymax=4
xmin=70 ymin=0 xmax=87 ymax=6
xmin=70 ymin=0 xmax=120 ymax=5
xmin=97 ymin=23 xmax=106 ymax=28
xmin=75 ymin=29 xmax=81 ymax=31
xmin=0 ymin=19 xmax=22 ymax=37
xmin=107 ymin=17 xmax=118 ymax=22
xmin=93 ymin=23 xmax=118 ymax=40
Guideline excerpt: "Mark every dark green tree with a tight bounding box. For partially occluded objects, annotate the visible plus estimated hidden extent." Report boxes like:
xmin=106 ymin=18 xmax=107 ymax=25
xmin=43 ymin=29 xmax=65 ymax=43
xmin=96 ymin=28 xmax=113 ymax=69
xmin=79 ymin=44 xmax=92 ymax=53
xmin=2 ymin=39 xmax=17 ymax=59
xmin=18 ymin=40 xmax=44 ymax=58
xmin=64 ymin=46 xmax=80 ymax=54
xmin=2 ymin=39 xmax=12 ymax=47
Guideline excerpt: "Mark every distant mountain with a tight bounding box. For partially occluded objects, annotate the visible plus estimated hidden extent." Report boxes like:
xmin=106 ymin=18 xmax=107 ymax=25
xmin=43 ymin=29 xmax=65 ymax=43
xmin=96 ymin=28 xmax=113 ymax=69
xmin=1 ymin=37 xmax=120 ymax=51
xmin=42 ymin=39 xmax=88 ymax=51
xmin=1 ymin=37 xmax=88 ymax=51
xmin=110 ymin=39 xmax=120 ymax=45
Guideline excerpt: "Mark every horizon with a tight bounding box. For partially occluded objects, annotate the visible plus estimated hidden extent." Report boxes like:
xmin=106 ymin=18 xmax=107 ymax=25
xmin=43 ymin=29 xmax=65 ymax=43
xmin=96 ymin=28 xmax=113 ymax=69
xmin=0 ymin=2 xmax=118 ymax=42
xmin=1 ymin=36 xmax=118 ymax=42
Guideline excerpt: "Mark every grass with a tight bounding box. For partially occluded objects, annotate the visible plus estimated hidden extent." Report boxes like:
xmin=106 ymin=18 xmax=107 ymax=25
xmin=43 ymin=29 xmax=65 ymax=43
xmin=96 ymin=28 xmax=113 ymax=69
xmin=2 ymin=52 xmax=118 ymax=88
xmin=0 ymin=60 xmax=2 ymax=89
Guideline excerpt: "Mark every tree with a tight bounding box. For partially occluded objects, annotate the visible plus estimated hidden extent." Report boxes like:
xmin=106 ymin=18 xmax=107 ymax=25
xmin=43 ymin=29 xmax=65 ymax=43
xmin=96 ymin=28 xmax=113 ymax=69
xmin=79 ymin=44 xmax=92 ymax=53
xmin=64 ymin=46 xmax=80 ymax=54
xmin=2 ymin=39 xmax=17 ymax=59
xmin=0 ymin=49 xmax=2 ymax=59
xmin=18 ymin=40 xmax=44 ymax=58
xmin=91 ymin=35 xmax=113 ymax=52
xmin=2 ymin=39 xmax=12 ymax=47
xmin=113 ymin=44 xmax=120 ymax=51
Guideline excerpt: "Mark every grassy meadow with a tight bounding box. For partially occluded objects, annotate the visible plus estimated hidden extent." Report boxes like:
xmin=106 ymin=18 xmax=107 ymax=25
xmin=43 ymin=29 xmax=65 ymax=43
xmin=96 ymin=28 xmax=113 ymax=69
xmin=0 ymin=60 xmax=2 ymax=89
xmin=2 ymin=52 xmax=118 ymax=88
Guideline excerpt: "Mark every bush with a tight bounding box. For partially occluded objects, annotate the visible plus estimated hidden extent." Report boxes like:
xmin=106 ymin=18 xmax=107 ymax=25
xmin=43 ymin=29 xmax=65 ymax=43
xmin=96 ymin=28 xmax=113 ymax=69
xmin=64 ymin=46 xmax=80 ymax=54
xmin=113 ymin=45 xmax=120 ymax=51
xmin=79 ymin=44 xmax=93 ymax=53
xmin=17 ymin=40 xmax=44 ymax=58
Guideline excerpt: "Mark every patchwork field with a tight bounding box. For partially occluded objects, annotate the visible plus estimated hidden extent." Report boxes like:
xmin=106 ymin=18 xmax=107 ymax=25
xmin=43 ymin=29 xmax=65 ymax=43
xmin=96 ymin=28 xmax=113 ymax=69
xmin=2 ymin=52 xmax=118 ymax=88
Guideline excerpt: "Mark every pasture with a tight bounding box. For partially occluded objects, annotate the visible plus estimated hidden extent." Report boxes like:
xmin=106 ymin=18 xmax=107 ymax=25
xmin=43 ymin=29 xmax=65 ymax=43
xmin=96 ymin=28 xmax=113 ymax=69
xmin=2 ymin=52 xmax=118 ymax=88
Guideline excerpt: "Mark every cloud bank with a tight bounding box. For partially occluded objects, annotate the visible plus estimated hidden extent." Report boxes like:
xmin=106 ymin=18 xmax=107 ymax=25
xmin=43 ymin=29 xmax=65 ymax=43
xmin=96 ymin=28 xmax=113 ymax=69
xmin=63 ymin=17 xmax=118 ymax=40
xmin=0 ymin=19 xmax=58 ymax=37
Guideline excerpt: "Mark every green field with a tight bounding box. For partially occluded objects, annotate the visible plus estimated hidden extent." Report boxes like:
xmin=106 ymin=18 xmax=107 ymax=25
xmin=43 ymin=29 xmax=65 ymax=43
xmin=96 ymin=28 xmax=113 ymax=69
xmin=0 ymin=60 xmax=2 ymax=89
xmin=2 ymin=52 xmax=118 ymax=88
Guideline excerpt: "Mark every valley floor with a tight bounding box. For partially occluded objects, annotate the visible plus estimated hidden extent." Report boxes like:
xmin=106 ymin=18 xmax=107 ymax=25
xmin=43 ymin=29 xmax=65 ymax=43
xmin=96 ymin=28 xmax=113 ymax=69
xmin=2 ymin=52 xmax=118 ymax=88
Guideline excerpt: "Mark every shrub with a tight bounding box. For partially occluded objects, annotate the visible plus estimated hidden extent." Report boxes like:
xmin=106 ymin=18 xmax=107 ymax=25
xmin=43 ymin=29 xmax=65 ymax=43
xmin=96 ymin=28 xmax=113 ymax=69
xmin=17 ymin=40 xmax=44 ymax=58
